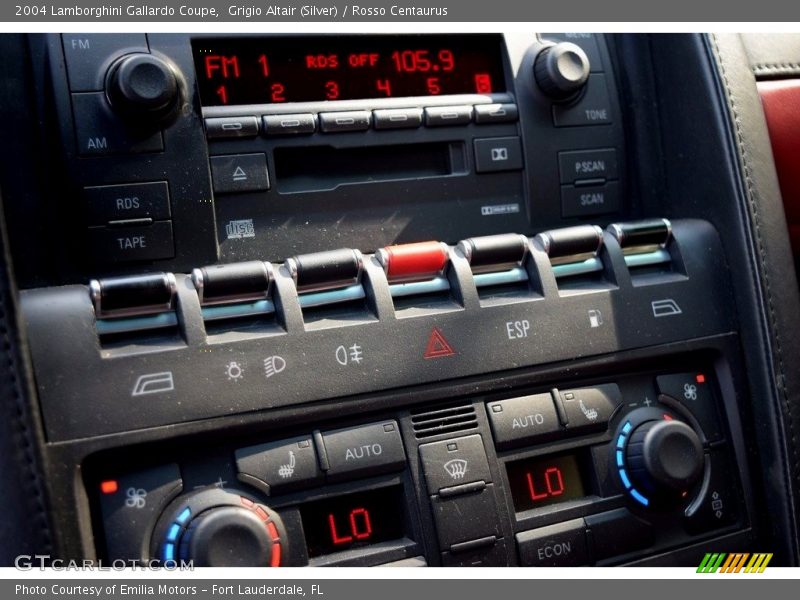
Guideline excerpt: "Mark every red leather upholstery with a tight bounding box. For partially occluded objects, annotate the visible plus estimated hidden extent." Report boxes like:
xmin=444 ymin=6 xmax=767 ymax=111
xmin=758 ymin=79 xmax=800 ymax=259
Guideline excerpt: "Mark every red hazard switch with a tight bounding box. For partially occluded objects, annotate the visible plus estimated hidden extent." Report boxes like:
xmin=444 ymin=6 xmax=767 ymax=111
xmin=377 ymin=241 xmax=449 ymax=282
xmin=424 ymin=327 xmax=456 ymax=359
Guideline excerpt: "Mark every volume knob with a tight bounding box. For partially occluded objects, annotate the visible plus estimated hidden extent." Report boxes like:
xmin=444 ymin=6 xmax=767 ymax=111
xmin=106 ymin=53 xmax=180 ymax=122
xmin=533 ymin=42 xmax=590 ymax=101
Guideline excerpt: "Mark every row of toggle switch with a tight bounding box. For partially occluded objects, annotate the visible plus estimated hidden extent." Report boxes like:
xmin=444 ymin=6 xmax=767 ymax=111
xmin=89 ymin=219 xmax=674 ymax=335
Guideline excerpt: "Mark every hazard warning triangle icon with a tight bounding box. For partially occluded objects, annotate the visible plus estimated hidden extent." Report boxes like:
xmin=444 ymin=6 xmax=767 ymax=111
xmin=423 ymin=327 xmax=456 ymax=359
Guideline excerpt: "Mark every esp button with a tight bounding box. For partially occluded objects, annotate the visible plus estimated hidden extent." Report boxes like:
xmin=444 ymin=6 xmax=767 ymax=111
xmin=98 ymin=464 xmax=182 ymax=561
xmin=319 ymin=421 xmax=406 ymax=482
xmin=557 ymin=384 xmax=622 ymax=433
xmin=84 ymin=182 xmax=170 ymax=225
xmin=487 ymin=393 xmax=561 ymax=450
xmin=235 ymin=435 xmax=323 ymax=495
xmin=419 ymin=434 xmax=492 ymax=496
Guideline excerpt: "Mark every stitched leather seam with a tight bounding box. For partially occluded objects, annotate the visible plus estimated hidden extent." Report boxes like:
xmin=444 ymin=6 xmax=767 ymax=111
xmin=753 ymin=62 xmax=800 ymax=70
xmin=0 ymin=284 xmax=51 ymax=552
xmin=753 ymin=64 xmax=800 ymax=77
xmin=711 ymin=34 xmax=800 ymax=491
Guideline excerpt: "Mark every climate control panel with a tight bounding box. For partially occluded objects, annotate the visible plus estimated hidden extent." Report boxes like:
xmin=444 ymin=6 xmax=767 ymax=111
xmin=90 ymin=367 xmax=744 ymax=567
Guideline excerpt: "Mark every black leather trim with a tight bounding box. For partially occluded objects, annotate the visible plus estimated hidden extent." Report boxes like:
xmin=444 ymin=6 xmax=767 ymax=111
xmin=709 ymin=33 xmax=800 ymax=560
xmin=0 ymin=189 xmax=53 ymax=564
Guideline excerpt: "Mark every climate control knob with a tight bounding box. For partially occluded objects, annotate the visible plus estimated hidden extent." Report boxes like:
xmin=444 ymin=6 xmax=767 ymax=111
xmin=626 ymin=420 xmax=704 ymax=493
xmin=614 ymin=408 xmax=705 ymax=509
xmin=106 ymin=53 xmax=180 ymax=122
xmin=533 ymin=42 xmax=590 ymax=101
xmin=153 ymin=488 xmax=285 ymax=567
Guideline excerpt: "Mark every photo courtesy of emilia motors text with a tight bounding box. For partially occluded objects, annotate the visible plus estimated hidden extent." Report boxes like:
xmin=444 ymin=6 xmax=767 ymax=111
xmin=2 ymin=0 xmax=800 ymax=595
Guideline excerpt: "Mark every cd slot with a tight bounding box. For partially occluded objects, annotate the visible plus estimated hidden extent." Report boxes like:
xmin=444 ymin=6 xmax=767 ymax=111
xmin=274 ymin=142 xmax=465 ymax=193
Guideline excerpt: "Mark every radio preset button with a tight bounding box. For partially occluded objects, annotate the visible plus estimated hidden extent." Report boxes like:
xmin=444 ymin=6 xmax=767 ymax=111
xmin=319 ymin=110 xmax=371 ymax=133
xmin=263 ymin=113 xmax=316 ymax=135
xmin=419 ymin=434 xmax=492 ymax=495
xmin=424 ymin=105 xmax=473 ymax=126
xmin=558 ymin=148 xmax=618 ymax=183
xmin=84 ymin=181 xmax=170 ymax=226
xmin=210 ymin=153 xmax=270 ymax=194
xmin=474 ymin=103 xmax=519 ymax=124
xmin=319 ymin=420 xmax=406 ymax=482
xmin=561 ymin=181 xmax=621 ymax=218
xmin=88 ymin=220 xmax=174 ymax=263
xmin=235 ymin=435 xmax=323 ymax=494
xmin=373 ymin=108 xmax=423 ymax=130
xmin=205 ymin=116 xmax=259 ymax=139
xmin=487 ymin=393 xmax=561 ymax=450
xmin=516 ymin=519 xmax=589 ymax=567
xmin=474 ymin=136 xmax=524 ymax=173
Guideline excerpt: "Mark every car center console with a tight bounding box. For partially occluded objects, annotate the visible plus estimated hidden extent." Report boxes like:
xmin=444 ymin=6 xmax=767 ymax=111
xmin=2 ymin=32 xmax=778 ymax=566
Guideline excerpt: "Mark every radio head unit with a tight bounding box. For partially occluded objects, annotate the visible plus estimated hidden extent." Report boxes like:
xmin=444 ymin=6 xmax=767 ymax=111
xmin=192 ymin=34 xmax=507 ymax=105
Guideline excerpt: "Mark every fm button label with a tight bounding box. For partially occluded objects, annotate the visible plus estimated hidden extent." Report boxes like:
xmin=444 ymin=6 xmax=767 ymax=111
xmin=321 ymin=421 xmax=406 ymax=482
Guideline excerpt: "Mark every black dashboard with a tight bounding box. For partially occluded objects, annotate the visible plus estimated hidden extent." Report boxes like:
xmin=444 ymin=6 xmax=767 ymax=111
xmin=0 ymin=32 xmax=799 ymax=569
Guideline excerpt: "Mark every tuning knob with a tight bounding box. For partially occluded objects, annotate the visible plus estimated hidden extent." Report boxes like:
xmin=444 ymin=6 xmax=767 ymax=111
xmin=614 ymin=409 xmax=705 ymax=508
xmin=533 ymin=42 xmax=590 ymax=101
xmin=106 ymin=53 xmax=180 ymax=122
xmin=154 ymin=488 xmax=284 ymax=567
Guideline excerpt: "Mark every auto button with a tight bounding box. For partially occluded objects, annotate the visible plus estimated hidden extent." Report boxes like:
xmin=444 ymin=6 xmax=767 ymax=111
xmin=487 ymin=393 xmax=561 ymax=449
xmin=319 ymin=420 xmax=406 ymax=482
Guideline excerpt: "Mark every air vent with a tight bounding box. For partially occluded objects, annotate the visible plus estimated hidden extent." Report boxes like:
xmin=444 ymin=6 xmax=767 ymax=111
xmin=410 ymin=402 xmax=478 ymax=439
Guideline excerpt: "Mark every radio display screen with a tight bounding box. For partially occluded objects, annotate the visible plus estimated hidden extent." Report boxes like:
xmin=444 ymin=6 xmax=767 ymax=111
xmin=192 ymin=35 xmax=506 ymax=106
xmin=506 ymin=452 xmax=589 ymax=512
xmin=299 ymin=486 xmax=406 ymax=558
